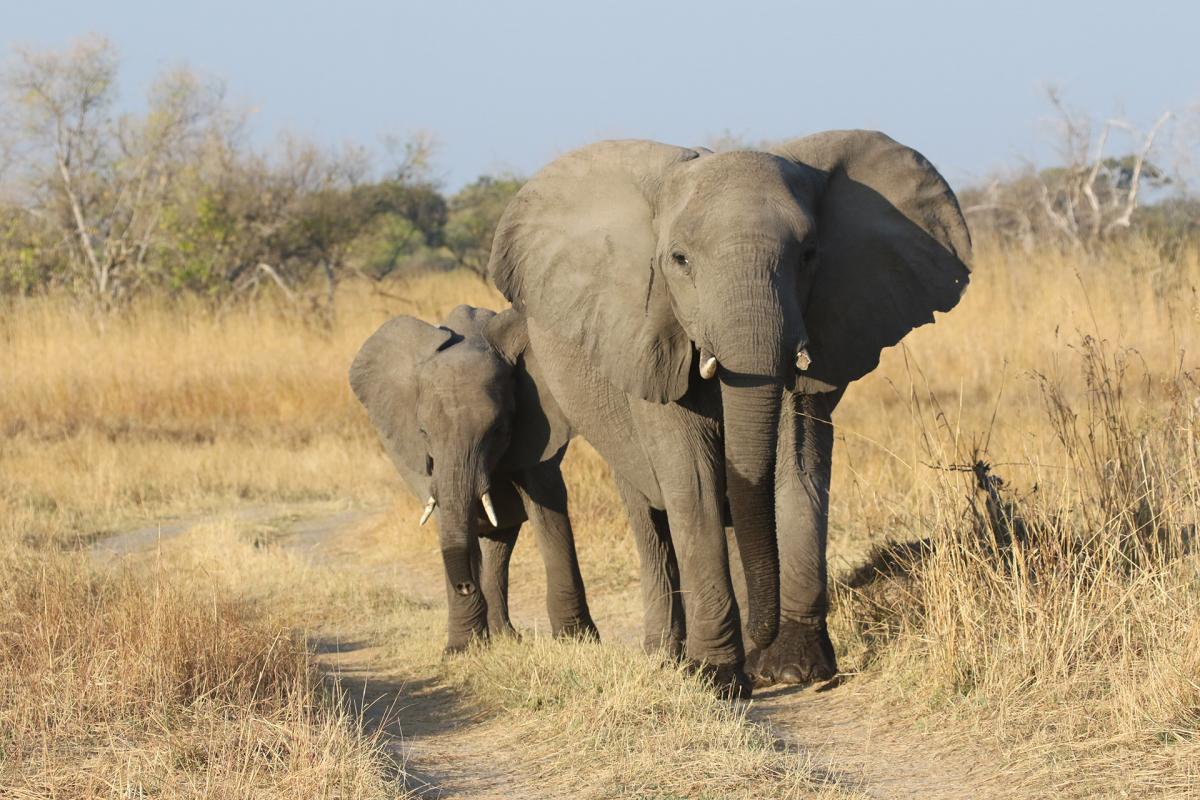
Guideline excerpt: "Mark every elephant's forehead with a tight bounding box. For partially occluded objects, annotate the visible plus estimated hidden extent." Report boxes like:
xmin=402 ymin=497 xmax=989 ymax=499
xmin=673 ymin=191 xmax=812 ymax=246
xmin=416 ymin=384 xmax=504 ymax=438
xmin=685 ymin=150 xmax=794 ymax=189
xmin=418 ymin=349 xmax=507 ymax=423
xmin=667 ymin=152 xmax=812 ymax=234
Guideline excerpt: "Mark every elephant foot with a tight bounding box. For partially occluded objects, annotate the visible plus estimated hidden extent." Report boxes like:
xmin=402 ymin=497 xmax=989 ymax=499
xmin=554 ymin=615 xmax=600 ymax=642
xmin=488 ymin=621 xmax=521 ymax=640
xmin=746 ymin=618 xmax=837 ymax=688
xmin=643 ymin=634 xmax=686 ymax=662
xmin=443 ymin=629 xmax=489 ymax=655
xmin=686 ymin=660 xmax=753 ymax=701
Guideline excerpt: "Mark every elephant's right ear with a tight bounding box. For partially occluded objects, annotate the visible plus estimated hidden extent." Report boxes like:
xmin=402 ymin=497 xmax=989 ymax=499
xmin=488 ymin=140 xmax=701 ymax=403
xmin=348 ymin=316 xmax=454 ymax=480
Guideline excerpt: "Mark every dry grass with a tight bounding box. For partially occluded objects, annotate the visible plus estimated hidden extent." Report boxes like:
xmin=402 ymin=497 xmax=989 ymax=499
xmin=0 ymin=539 xmax=401 ymax=798
xmin=0 ymin=270 xmax=502 ymax=544
xmin=832 ymin=334 xmax=1199 ymax=795
xmin=826 ymin=241 xmax=1200 ymax=795
xmin=83 ymin=510 xmax=843 ymax=798
xmin=2 ymin=241 xmax=1200 ymax=794
xmin=443 ymin=637 xmax=844 ymax=799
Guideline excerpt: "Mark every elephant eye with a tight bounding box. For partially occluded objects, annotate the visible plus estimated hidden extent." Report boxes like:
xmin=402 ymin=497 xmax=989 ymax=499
xmin=425 ymin=453 xmax=433 ymax=475
xmin=799 ymin=241 xmax=818 ymax=267
xmin=670 ymin=251 xmax=690 ymax=272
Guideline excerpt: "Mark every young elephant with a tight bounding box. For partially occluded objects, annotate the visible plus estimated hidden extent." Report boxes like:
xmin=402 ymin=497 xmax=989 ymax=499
xmin=349 ymin=304 xmax=597 ymax=651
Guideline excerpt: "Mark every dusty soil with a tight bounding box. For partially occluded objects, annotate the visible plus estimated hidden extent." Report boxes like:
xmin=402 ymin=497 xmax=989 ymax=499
xmin=94 ymin=505 xmax=1027 ymax=799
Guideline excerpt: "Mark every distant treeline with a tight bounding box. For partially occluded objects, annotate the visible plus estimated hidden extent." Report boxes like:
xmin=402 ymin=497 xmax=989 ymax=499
xmin=0 ymin=36 xmax=519 ymax=314
xmin=1 ymin=37 xmax=1196 ymax=314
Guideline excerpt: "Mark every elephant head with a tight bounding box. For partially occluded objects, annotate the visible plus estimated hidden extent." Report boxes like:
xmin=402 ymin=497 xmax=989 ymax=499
xmin=349 ymin=304 xmax=569 ymax=598
xmin=488 ymin=131 xmax=971 ymax=649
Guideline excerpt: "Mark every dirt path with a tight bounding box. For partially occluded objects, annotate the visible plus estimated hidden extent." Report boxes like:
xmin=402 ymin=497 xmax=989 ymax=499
xmin=94 ymin=505 xmax=1023 ymax=799
xmin=750 ymin=684 xmax=1021 ymax=799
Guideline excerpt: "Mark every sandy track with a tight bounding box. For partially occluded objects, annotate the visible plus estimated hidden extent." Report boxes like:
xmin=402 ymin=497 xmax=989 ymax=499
xmin=94 ymin=506 xmax=1023 ymax=799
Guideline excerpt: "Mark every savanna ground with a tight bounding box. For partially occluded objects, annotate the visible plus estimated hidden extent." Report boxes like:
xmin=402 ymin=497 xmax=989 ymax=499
xmin=2 ymin=243 xmax=1198 ymax=798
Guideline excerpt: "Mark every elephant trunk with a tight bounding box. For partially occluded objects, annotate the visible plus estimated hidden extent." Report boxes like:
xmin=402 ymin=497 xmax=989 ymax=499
xmin=437 ymin=505 xmax=478 ymax=596
xmin=713 ymin=278 xmax=787 ymax=650
xmin=434 ymin=463 xmax=485 ymax=597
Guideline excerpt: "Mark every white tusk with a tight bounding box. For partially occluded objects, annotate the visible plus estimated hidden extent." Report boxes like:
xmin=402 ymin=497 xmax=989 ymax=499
xmin=795 ymin=348 xmax=812 ymax=372
xmin=481 ymin=491 xmax=499 ymax=527
xmin=419 ymin=496 xmax=436 ymax=526
xmin=699 ymin=352 xmax=718 ymax=380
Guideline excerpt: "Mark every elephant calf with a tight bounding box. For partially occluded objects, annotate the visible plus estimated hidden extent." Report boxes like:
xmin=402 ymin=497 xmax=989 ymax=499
xmin=349 ymin=304 xmax=598 ymax=651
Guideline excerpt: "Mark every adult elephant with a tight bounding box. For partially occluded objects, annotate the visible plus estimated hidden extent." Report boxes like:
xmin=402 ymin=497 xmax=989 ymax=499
xmin=487 ymin=130 xmax=971 ymax=693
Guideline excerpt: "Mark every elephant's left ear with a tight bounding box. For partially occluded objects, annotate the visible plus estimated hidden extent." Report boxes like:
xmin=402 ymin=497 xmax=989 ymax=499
xmin=772 ymin=131 xmax=972 ymax=387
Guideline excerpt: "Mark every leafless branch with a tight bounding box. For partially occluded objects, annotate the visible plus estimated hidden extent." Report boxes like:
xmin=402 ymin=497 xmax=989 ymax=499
xmin=256 ymin=262 xmax=298 ymax=303
xmin=1104 ymin=111 xmax=1172 ymax=236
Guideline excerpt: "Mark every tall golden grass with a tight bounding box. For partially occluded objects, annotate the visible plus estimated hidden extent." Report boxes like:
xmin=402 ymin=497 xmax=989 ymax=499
xmin=2 ymin=241 xmax=1199 ymax=793
xmin=0 ymin=272 xmax=502 ymax=541
xmin=828 ymin=241 xmax=1200 ymax=795
xmin=0 ymin=541 xmax=403 ymax=797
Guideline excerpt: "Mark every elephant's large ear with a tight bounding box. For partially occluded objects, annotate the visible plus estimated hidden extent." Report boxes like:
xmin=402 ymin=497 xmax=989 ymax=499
xmin=484 ymin=309 xmax=572 ymax=469
xmin=488 ymin=140 xmax=701 ymax=403
xmin=348 ymin=316 xmax=454 ymax=486
xmin=773 ymin=131 xmax=972 ymax=387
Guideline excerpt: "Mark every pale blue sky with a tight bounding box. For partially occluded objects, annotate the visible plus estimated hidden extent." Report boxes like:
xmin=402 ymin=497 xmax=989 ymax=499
xmin=5 ymin=0 xmax=1197 ymax=190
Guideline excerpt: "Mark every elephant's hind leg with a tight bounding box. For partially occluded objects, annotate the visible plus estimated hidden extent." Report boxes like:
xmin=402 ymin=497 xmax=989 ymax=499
xmin=479 ymin=525 xmax=520 ymax=638
xmin=614 ymin=475 xmax=685 ymax=657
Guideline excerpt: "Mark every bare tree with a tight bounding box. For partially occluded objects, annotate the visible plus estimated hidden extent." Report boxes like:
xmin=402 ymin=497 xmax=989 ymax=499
xmin=6 ymin=36 xmax=117 ymax=300
xmin=382 ymin=128 xmax=438 ymax=183
xmin=2 ymin=36 xmax=229 ymax=307
xmin=964 ymin=89 xmax=1172 ymax=250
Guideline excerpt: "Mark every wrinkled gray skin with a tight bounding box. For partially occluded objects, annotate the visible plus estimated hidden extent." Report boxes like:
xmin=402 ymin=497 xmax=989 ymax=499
xmin=349 ymin=305 xmax=598 ymax=651
xmin=488 ymin=130 xmax=972 ymax=695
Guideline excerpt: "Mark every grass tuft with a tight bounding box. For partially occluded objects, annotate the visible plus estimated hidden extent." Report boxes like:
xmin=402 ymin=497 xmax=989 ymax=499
xmin=0 ymin=541 xmax=402 ymax=798
xmin=444 ymin=635 xmax=846 ymax=799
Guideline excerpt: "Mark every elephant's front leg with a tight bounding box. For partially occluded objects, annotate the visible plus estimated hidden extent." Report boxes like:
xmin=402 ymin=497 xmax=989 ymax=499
xmin=639 ymin=405 xmax=748 ymax=697
xmin=514 ymin=459 xmax=599 ymax=640
xmin=479 ymin=525 xmax=520 ymax=638
xmin=746 ymin=388 xmax=842 ymax=687
xmin=614 ymin=474 xmax=685 ymax=657
xmin=665 ymin=478 xmax=748 ymax=696
xmin=443 ymin=534 xmax=488 ymax=653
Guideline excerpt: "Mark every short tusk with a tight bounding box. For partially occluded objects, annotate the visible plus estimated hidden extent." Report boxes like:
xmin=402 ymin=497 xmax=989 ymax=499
xmin=795 ymin=347 xmax=812 ymax=372
xmin=481 ymin=491 xmax=499 ymax=527
xmin=419 ymin=496 xmax=436 ymax=526
xmin=699 ymin=349 xmax=718 ymax=380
